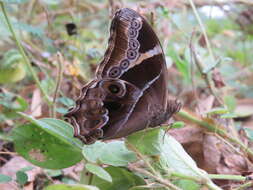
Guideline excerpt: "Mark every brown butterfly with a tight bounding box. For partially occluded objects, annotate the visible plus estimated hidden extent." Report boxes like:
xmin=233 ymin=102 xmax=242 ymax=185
xmin=65 ymin=8 xmax=181 ymax=144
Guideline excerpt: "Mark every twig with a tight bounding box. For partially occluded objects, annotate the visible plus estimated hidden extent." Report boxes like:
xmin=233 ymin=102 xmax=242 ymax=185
xmin=233 ymin=181 xmax=253 ymax=190
xmin=191 ymin=45 xmax=223 ymax=105
xmin=0 ymin=2 xmax=52 ymax=105
xmin=189 ymin=30 xmax=200 ymax=105
xmin=188 ymin=0 xmax=215 ymax=63
xmin=52 ymin=52 xmax=64 ymax=118
xmin=0 ymin=151 xmax=17 ymax=155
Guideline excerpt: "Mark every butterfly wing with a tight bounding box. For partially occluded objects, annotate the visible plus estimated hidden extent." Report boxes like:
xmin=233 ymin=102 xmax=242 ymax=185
xmin=94 ymin=8 xmax=170 ymax=138
xmin=65 ymin=8 xmax=180 ymax=144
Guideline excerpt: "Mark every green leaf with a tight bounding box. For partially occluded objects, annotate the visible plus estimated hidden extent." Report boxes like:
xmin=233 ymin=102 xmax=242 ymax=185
xmin=244 ymin=128 xmax=253 ymax=141
xmin=167 ymin=46 xmax=190 ymax=82
xmin=220 ymin=113 xmax=239 ymax=119
xmin=0 ymin=91 xmax=28 ymax=111
xmin=12 ymin=115 xmax=83 ymax=169
xmin=206 ymin=107 xmax=229 ymax=115
xmin=174 ymin=179 xmax=200 ymax=190
xmin=45 ymin=169 xmax=62 ymax=177
xmin=99 ymin=141 xmax=136 ymax=166
xmin=224 ymin=95 xmax=236 ymax=112
xmin=16 ymin=171 xmax=28 ymax=186
xmin=91 ymin=166 xmax=146 ymax=190
xmin=82 ymin=141 xmax=106 ymax=163
xmin=58 ymin=97 xmax=75 ymax=107
xmin=170 ymin=121 xmax=185 ymax=129
xmin=56 ymin=107 xmax=69 ymax=114
xmin=82 ymin=141 xmax=136 ymax=166
xmin=85 ymin=163 xmax=112 ymax=182
xmin=44 ymin=184 xmax=99 ymax=190
xmin=17 ymin=113 xmax=82 ymax=150
xmin=0 ymin=174 xmax=12 ymax=183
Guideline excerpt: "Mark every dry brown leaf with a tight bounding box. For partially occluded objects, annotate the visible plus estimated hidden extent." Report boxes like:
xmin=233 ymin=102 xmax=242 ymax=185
xmin=202 ymin=135 xmax=222 ymax=173
xmin=196 ymin=95 xmax=215 ymax=116
xmin=30 ymin=88 xmax=42 ymax=117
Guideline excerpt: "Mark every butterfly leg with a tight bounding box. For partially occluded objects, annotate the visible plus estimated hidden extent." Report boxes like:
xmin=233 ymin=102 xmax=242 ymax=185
xmin=165 ymin=99 xmax=182 ymax=119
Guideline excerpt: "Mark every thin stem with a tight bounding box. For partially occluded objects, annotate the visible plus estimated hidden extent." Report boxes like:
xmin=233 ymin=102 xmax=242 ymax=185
xmin=177 ymin=110 xmax=253 ymax=157
xmin=208 ymin=174 xmax=246 ymax=181
xmin=192 ymin=44 xmax=223 ymax=105
xmin=129 ymin=165 xmax=182 ymax=190
xmin=170 ymin=172 xmax=202 ymax=182
xmin=0 ymin=2 xmax=51 ymax=105
xmin=52 ymin=52 xmax=64 ymax=118
xmin=188 ymin=0 xmax=215 ymax=63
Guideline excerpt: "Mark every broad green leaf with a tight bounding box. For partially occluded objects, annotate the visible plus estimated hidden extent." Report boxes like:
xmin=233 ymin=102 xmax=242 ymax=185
xmin=44 ymin=184 xmax=99 ymax=190
xmin=16 ymin=171 xmax=28 ymax=186
xmin=83 ymin=141 xmax=136 ymax=166
xmin=0 ymin=174 xmax=12 ymax=183
xmin=85 ymin=163 xmax=112 ymax=182
xmin=12 ymin=122 xmax=82 ymax=169
xmin=91 ymin=166 xmax=146 ymax=190
xmin=99 ymin=141 xmax=136 ymax=166
xmin=17 ymin=113 xmax=82 ymax=150
xmin=174 ymin=179 xmax=200 ymax=190
xmin=83 ymin=141 xmax=106 ymax=163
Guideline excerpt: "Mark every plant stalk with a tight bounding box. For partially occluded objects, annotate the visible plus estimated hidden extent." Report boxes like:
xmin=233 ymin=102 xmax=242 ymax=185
xmin=0 ymin=2 xmax=51 ymax=105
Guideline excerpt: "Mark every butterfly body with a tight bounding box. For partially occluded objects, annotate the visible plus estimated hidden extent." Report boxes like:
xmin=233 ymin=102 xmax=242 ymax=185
xmin=65 ymin=8 xmax=181 ymax=144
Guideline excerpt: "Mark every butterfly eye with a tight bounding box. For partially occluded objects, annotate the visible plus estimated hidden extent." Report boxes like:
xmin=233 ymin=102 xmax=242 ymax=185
xmin=99 ymin=80 xmax=126 ymax=98
xmin=128 ymin=28 xmax=137 ymax=38
xmin=108 ymin=66 xmax=121 ymax=78
xmin=108 ymin=84 xmax=120 ymax=94
xmin=120 ymin=59 xmax=130 ymax=70
xmin=131 ymin=18 xmax=141 ymax=29
xmin=127 ymin=49 xmax=138 ymax=60
xmin=108 ymin=81 xmax=126 ymax=97
xmin=129 ymin=39 xmax=139 ymax=50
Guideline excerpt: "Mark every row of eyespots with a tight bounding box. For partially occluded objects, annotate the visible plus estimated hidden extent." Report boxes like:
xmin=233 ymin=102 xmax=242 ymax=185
xmin=108 ymin=14 xmax=142 ymax=78
xmin=126 ymin=17 xmax=141 ymax=61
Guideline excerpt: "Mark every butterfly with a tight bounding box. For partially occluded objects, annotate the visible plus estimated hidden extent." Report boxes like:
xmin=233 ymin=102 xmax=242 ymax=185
xmin=65 ymin=8 xmax=181 ymax=144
